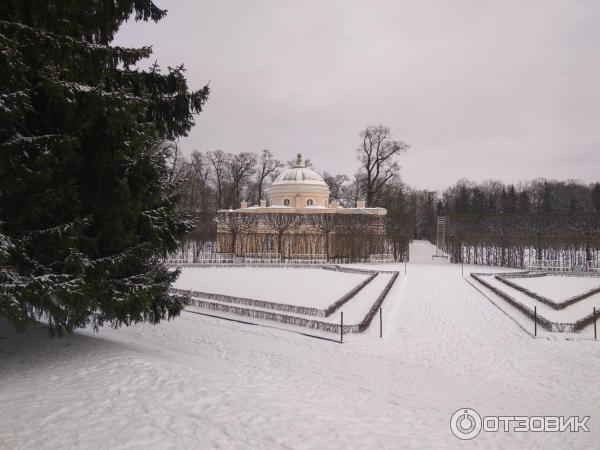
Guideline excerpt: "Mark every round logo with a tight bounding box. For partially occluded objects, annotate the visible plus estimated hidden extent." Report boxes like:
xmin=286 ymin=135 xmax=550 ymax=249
xmin=450 ymin=408 xmax=482 ymax=440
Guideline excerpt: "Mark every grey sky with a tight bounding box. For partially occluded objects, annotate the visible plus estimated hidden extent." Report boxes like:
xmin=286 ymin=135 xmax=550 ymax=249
xmin=115 ymin=0 xmax=600 ymax=191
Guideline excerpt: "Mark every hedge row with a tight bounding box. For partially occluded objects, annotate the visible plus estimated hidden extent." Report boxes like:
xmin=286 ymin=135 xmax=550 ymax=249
xmin=356 ymin=271 xmax=399 ymax=333
xmin=187 ymin=298 xmax=354 ymax=333
xmin=495 ymin=275 xmax=600 ymax=310
xmin=573 ymin=309 xmax=600 ymax=332
xmin=170 ymin=268 xmax=379 ymax=318
xmin=182 ymin=271 xmax=399 ymax=335
xmin=322 ymin=265 xmax=377 ymax=275
xmin=170 ymin=287 xmax=324 ymax=316
xmin=470 ymin=273 xmax=562 ymax=332
xmin=323 ymin=272 xmax=379 ymax=316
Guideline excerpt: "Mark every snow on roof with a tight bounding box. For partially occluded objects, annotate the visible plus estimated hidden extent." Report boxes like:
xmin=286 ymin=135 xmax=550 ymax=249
xmin=271 ymin=154 xmax=328 ymax=187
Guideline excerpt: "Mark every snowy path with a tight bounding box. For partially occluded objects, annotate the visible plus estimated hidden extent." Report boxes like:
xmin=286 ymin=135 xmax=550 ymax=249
xmin=1 ymin=241 xmax=599 ymax=449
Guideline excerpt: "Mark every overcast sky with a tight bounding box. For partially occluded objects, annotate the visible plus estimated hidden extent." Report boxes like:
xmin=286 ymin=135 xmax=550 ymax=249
xmin=115 ymin=0 xmax=600 ymax=191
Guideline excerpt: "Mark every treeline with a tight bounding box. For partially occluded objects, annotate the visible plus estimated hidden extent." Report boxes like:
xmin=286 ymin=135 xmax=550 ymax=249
xmin=439 ymin=178 xmax=600 ymax=215
xmin=439 ymin=179 xmax=600 ymax=268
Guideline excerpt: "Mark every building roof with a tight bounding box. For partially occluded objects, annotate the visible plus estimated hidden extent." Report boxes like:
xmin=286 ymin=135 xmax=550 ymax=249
xmin=271 ymin=154 xmax=328 ymax=187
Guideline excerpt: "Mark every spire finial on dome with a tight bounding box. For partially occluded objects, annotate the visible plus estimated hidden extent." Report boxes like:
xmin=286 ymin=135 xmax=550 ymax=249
xmin=294 ymin=153 xmax=305 ymax=168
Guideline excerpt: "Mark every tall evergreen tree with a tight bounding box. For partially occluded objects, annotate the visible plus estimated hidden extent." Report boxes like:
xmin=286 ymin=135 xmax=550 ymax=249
xmin=0 ymin=1 xmax=209 ymax=333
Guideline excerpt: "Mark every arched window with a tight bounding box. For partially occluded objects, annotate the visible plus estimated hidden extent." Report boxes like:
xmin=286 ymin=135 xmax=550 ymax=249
xmin=306 ymin=198 xmax=314 ymax=206
xmin=283 ymin=198 xmax=291 ymax=206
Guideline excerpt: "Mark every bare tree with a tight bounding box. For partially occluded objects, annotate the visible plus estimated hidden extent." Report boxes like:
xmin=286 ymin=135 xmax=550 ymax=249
xmin=226 ymin=152 xmax=257 ymax=208
xmin=263 ymin=213 xmax=299 ymax=258
xmin=323 ymin=172 xmax=349 ymax=200
xmin=189 ymin=151 xmax=212 ymax=212
xmin=516 ymin=214 xmax=556 ymax=261
xmin=478 ymin=215 xmax=513 ymax=266
xmin=357 ymin=125 xmax=409 ymax=207
xmin=339 ymin=174 xmax=364 ymax=207
xmin=566 ymin=212 xmax=600 ymax=263
xmin=214 ymin=211 xmax=257 ymax=256
xmin=310 ymin=213 xmax=339 ymax=261
xmin=337 ymin=214 xmax=374 ymax=261
xmin=207 ymin=150 xmax=228 ymax=210
xmin=255 ymin=149 xmax=283 ymax=203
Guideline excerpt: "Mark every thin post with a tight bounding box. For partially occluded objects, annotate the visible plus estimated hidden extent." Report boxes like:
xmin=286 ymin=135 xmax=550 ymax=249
xmin=534 ymin=306 xmax=537 ymax=337
xmin=404 ymin=262 xmax=407 ymax=275
xmin=594 ymin=307 xmax=597 ymax=340
xmin=340 ymin=311 xmax=344 ymax=343
xmin=379 ymin=307 xmax=383 ymax=338
xmin=462 ymin=262 xmax=464 ymax=277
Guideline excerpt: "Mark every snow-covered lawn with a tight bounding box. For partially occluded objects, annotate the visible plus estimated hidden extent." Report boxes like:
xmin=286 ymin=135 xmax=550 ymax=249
xmin=1 ymin=241 xmax=599 ymax=449
xmin=510 ymin=275 xmax=600 ymax=302
xmin=187 ymin=271 xmax=395 ymax=326
xmin=174 ymin=267 xmax=369 ymax=308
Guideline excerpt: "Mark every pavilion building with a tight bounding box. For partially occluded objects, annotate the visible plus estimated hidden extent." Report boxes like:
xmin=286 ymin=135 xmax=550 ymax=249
xmin=216 ymin=154 xmax=388 ymax=261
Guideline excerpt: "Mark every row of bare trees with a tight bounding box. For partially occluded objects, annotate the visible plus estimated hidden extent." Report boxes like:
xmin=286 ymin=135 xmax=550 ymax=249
xmin=175 ymin=148 xmax=284 ymax=212
xmin=214 ymin=212 xmax=388 ymax=262
xmin=445 ymin=212 xmax=600 ymax=268
xmin=174 ymin=125 xmax=411 ymax=212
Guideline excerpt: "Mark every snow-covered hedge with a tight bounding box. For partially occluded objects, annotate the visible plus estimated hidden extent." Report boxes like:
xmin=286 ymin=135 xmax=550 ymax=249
xmin=323 ymin=272 xmax=379 ymax=317
xmin=573 ymin=309 xmax=600 ymax=332
xmin=322 ymin=266 xmax=377 ymax=275
xmin=172 ymin=271 xmax=379 ymax=319
xmin=171 ymin=266 xmax=381 ymax=318
xmin=170 ymin=287 xmax=325 ymax=317
xmin=356 ymin=271 xmax=399 ymax=333
xmin=470 ymin=273 xmax=559 ymax=331
xmin=494 ymin=274 xmax=600 ymax=310
xmin=187 ymin=298 xmax=360 ymax=334
xmin=178 ymin=270 xmax=399 ymax=335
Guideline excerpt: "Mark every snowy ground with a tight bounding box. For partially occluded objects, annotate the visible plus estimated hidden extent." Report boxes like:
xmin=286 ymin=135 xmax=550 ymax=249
xmin=1 ymin=241 xmax=599 ymax=449
xmin=174 ymin=267 xmax=369 ymax=308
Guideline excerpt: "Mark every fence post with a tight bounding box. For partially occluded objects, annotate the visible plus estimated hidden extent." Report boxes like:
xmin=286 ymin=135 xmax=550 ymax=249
xmin=340 ymin=311 xmax=344 ymax=343
xmin=404 ymin=262 xmax=407 ymax=275
xmin=379 ymin=307 xmax=383 ymax=338
xmin=534 ymin=306 xmax=537 ymax=337
xmin=594 ymin=307 xmax=597 ymax=340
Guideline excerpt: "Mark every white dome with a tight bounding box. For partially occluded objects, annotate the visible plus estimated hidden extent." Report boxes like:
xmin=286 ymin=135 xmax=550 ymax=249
xmin=272 ymin=154 xmax=328 ymax=187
